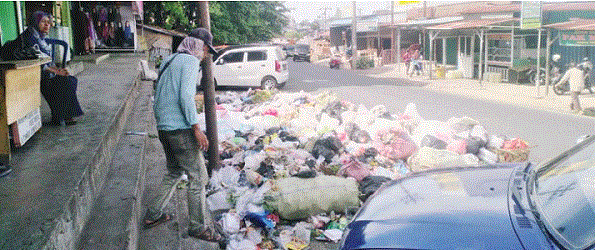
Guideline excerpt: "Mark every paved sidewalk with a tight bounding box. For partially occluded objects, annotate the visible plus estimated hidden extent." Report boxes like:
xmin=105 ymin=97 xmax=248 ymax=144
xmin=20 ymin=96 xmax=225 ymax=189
xmin=0 ymin=53 xmax=143 ymax=249
xmin=367 ymin=63 xmax=595 ymax=117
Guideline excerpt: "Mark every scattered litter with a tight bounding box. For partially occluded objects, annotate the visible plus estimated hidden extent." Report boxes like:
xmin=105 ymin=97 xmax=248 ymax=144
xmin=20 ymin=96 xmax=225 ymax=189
xmin=190 ymin=90 xmax=531 ymax=248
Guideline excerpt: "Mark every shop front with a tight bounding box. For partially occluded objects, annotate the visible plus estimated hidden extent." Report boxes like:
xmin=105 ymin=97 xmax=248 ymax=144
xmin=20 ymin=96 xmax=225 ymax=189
xmin=69 ymin=1 xmax=141 ymax=55
xmin=542 ymin=19 xmax=595 ymax=91
xmin=426 ymin=18 xmax=549 ymax=83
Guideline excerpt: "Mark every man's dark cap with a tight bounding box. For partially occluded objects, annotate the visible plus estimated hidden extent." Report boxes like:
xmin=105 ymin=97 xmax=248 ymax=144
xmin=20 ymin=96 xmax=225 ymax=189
xmin=189 ymin=28 xmax=217 ymax=56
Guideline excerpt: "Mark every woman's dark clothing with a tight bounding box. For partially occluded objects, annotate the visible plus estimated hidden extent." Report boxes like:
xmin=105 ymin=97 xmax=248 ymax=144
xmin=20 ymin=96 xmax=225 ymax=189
xmin=20 ymin=25 xmax=84 ymax=123
xmin=41 ymin=75 xmax=83 ymax=123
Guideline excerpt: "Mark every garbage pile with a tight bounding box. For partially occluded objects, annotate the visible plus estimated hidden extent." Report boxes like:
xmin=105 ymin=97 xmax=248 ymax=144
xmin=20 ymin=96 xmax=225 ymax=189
xmin=195 ymin=89 xmax=530 ymax=249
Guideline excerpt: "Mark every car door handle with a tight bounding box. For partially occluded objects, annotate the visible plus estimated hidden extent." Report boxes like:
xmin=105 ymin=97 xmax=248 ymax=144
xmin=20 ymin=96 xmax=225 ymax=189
xmin=261 ymin=64 xmax=266 ymax=67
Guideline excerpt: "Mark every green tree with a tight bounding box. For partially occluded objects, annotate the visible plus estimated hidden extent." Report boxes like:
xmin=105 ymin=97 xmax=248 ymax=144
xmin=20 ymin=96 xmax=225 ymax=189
xmin=143 ymin=1 xmax=289 ymax=45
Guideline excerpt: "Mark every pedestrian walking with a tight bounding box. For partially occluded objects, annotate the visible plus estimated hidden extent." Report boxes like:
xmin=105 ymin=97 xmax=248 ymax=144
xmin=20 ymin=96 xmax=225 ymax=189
xmin=556 ymin=63 xmax=586 ymax=112
xmin=142 ymin=28 xmax=222 ymax=244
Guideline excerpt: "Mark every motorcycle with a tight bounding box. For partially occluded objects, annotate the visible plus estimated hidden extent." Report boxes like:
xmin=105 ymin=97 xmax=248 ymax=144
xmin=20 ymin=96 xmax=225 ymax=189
xmin=330 ymin=57 xmax=342 ymax=69
xmin=529 ymin=54 xmax=562 ymax=86
xmin=553 ymin=57 xmax=594 ymax=95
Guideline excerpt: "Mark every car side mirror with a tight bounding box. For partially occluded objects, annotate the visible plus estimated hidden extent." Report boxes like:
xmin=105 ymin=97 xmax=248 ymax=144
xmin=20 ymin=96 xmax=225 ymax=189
xmin=217 ymin=59 xmax=225 ymax=65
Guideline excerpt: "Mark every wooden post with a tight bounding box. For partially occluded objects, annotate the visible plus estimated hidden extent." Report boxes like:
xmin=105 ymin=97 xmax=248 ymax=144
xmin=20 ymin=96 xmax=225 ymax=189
xmin=0 ymin=70 xmax=9 ymax=167
xmin=442 ymin=38 xmax=447 ymax=66
xmin=351 ymin=1 xmax=357 ymax=67
xmin=197 ymin=1 xmax=219 ymax=176
xmin=471 ymin=34 xmax=476 ymax=78
xmin=397 ymin=27 xmax=401 ymax=65
xmin=536 ymin=28 xmax=542 ymax=97
xmin=545 ymin=28 xmax=551 ymax=96
xmin=479 ymin=30 xmax=484 ymax=85
xmin=391 ymin=1 xmax=395 ymax=63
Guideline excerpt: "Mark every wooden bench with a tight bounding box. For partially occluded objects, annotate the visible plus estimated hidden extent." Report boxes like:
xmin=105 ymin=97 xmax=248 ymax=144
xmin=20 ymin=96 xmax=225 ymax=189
xmin=0 ymin=58 xmax=51 ymax=166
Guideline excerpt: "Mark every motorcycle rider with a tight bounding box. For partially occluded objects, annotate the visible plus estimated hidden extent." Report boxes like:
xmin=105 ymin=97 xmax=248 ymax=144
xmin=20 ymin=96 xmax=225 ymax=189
xmin=556 ymin=62 xmax=586 ymax=112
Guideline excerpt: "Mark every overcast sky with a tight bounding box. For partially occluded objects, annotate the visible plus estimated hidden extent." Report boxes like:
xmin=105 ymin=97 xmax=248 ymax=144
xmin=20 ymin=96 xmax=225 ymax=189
xmin=284 ymin=1 xmax=396 ymax=23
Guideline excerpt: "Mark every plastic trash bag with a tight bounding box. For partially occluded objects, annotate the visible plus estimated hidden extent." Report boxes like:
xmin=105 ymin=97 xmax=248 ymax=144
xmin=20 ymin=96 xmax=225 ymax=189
xmin=408 ymin=147 xmax=479 ymax=172
xmin=411 ymin=120 xmax=452 ymax=147
xmin=265 ymin=176 xmax=360 ymax=220
xmin=359 ymin=175 xmax=392 ymax=201
xmin=478 ymin=147 xmax=498 ymax=164
xmin=221 ymin=211 xmax=241 ymax=234
xmin=376 ymin=129 xmax=417 ymax=160
xmin=337 ymin=160 xmax=371 ymax=181
xmin=316 ymin=113 xmax=340 ymax=135
xmin=207 ymin=190 xmax=233 ymax=212
xmin=448 ymin=117 xmax=479 ymax=134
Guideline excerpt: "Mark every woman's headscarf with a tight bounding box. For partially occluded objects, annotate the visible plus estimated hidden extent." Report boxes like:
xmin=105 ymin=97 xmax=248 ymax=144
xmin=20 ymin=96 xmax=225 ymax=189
xmin=177 ymin=36 xmax=204 ymax=60
xmin=30 ymin=11 xmax=52 ymax=37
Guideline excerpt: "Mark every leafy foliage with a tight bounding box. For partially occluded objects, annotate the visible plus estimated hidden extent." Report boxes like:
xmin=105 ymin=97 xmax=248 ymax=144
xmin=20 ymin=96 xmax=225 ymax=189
xmin=356 ymin=57 xmax=375 ymax=69
xmin=143 ymin=1 xmax=289 ymax=45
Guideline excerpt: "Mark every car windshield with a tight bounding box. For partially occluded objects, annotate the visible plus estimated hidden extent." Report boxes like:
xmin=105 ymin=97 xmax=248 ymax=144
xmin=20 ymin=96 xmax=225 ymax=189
xmin=296 ymin=45 xmax=309 ymax=53
xmin=530 ymin=136 xmax=595 ymax=250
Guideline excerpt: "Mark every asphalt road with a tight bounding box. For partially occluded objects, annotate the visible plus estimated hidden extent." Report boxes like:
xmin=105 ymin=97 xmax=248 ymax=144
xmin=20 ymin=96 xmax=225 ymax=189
xmin=285 ymin=60 xmax=595 ymax=165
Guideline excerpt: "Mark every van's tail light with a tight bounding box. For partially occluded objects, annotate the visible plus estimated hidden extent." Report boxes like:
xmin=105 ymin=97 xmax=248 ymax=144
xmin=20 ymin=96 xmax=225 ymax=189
xmin=275 ymin=60 xmax=281 ymax=72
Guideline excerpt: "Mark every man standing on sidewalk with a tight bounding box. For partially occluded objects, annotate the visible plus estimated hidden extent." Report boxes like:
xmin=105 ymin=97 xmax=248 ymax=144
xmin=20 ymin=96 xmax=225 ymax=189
xmin=556 ymin=63 xmax=586 ymax=112
xmin=142 ymin=28 xmax=223 ymax=244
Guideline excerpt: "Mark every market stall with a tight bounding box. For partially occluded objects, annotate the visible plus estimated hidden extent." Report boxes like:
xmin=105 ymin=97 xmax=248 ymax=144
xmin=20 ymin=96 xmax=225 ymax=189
xmin=542 ymin=18 xmax=595 ymax=94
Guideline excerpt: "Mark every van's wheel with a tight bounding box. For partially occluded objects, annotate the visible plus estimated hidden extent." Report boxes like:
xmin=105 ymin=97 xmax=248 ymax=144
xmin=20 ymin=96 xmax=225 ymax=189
xmin=261 ymin=76 xmax=277 ymax=90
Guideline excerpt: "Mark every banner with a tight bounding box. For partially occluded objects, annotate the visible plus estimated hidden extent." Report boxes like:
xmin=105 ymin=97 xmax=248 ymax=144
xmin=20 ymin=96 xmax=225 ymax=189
xmin=560 ymin=30 xmax=595 ymax=46
xmin=521 ymin=1 xmax=541 ymax=29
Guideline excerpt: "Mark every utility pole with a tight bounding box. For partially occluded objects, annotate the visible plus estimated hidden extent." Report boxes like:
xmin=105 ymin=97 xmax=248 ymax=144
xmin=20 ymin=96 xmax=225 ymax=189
xmin=197 ymin=1 xmax=219 ymax=176
xmin=351 ymin=1 xmax=357 ymax=68
xmin=391 ymin=1 xmax=395 ymax=63
xmin=321 ymin=7 xmax=331 ymax=32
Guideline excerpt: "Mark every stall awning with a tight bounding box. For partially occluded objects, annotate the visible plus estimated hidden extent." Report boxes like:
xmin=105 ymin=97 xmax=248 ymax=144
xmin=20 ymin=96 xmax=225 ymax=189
xmin=426 ymin=18 xmax=519 ymax=30
xmin=385 ymin=16 xmax=464 ymax=29
xmin=543 ymin=19 xmax=595 ymax=31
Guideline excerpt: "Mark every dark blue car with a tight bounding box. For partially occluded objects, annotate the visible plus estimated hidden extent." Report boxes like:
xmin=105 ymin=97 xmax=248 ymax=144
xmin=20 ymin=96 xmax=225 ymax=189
xmin=339 ymin=135 xmax=595 ymax=250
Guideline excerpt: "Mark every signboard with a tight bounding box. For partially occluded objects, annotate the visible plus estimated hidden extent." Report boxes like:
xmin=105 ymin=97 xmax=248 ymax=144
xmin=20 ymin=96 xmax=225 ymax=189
xmin=487 ymin=34 xmax=512 ymax=40
xmin=521 ymin=1 xmax=541 ymax=29
xmin=10 ymin=107 xmax=41 ymax=147
xmin=398 ymin=1 xmax=420 ymax=5
xmin=560 ymin=30 xmax=595 ymax=46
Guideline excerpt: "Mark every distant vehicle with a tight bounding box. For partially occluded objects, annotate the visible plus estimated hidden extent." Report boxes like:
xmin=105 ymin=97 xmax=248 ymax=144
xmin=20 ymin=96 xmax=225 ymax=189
xmin=293 ymin=44 xmax=310 ymax=62
xmin=339 ymin=135 xmax=595 ymax=250
xmin=208 ymin=45 xmax=288 ymax=89
xmin=283 ymin=45 xmax=296 ymax=58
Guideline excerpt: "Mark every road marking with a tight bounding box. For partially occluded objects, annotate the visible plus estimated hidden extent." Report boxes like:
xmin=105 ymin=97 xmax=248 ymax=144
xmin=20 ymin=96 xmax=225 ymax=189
xmin=303 ymin=79 xmax=330 ymax=83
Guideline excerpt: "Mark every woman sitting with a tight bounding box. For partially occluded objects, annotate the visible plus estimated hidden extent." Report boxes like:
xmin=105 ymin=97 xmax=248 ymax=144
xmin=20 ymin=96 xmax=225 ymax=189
xmin=21 ymin=11 xmax=83 ymax=125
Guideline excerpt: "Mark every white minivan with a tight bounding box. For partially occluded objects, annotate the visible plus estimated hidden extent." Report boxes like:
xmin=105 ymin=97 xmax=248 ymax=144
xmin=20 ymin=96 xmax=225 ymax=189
xmin=211 ymin=45 xmax=288 ymax=89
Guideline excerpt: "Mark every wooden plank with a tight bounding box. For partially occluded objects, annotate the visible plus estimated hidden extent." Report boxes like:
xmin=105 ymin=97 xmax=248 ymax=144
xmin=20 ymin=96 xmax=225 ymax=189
xmin=0 ymin=58 xmax=50 ymax=70
xmin=5 ymin=66 xmax=40 ymax=124
xmin=0 ymin=70 xmax=9 ymax=166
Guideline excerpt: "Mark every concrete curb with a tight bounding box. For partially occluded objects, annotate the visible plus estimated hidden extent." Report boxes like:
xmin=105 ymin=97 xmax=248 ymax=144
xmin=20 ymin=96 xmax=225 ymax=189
xmin=43 ymin=73 xmax=142 ymax=250
xmin=125 ymin=85 xmax=152 ymax=250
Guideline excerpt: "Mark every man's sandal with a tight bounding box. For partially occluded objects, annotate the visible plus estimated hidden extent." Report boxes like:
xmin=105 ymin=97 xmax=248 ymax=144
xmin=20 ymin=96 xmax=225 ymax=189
xmin=143 ymin=213 xmax=173 ymax=229
xmin=188 ymin=226 xmax=224 ymax=243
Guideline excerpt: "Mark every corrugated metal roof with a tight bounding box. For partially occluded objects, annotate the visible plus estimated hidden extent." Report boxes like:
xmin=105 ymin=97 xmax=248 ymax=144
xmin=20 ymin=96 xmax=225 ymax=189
xmin=329 ymin=18 xmax=354 ymax=27
xmin=543 ymin=19 xmax=595 ymax=31
xmin=426 ymin=18 xmax=519 ymax=30
xmin=463 ymin=2 xmax=595 ymax=14
xmin=384 ymin=16 xmax=464 ymax=28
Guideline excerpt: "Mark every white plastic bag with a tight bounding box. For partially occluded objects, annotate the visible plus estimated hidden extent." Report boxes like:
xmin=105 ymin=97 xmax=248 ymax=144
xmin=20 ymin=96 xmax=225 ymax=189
xmin=221 ymin=212 xmax=241 ymax=234
xmin=139 ymin=60 xmax=158 ymax=81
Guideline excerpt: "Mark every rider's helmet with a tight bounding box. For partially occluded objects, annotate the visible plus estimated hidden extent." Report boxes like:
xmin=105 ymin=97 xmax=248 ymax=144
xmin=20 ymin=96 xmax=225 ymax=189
xmin=552 ymin=54 xmax=561 ymax=62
